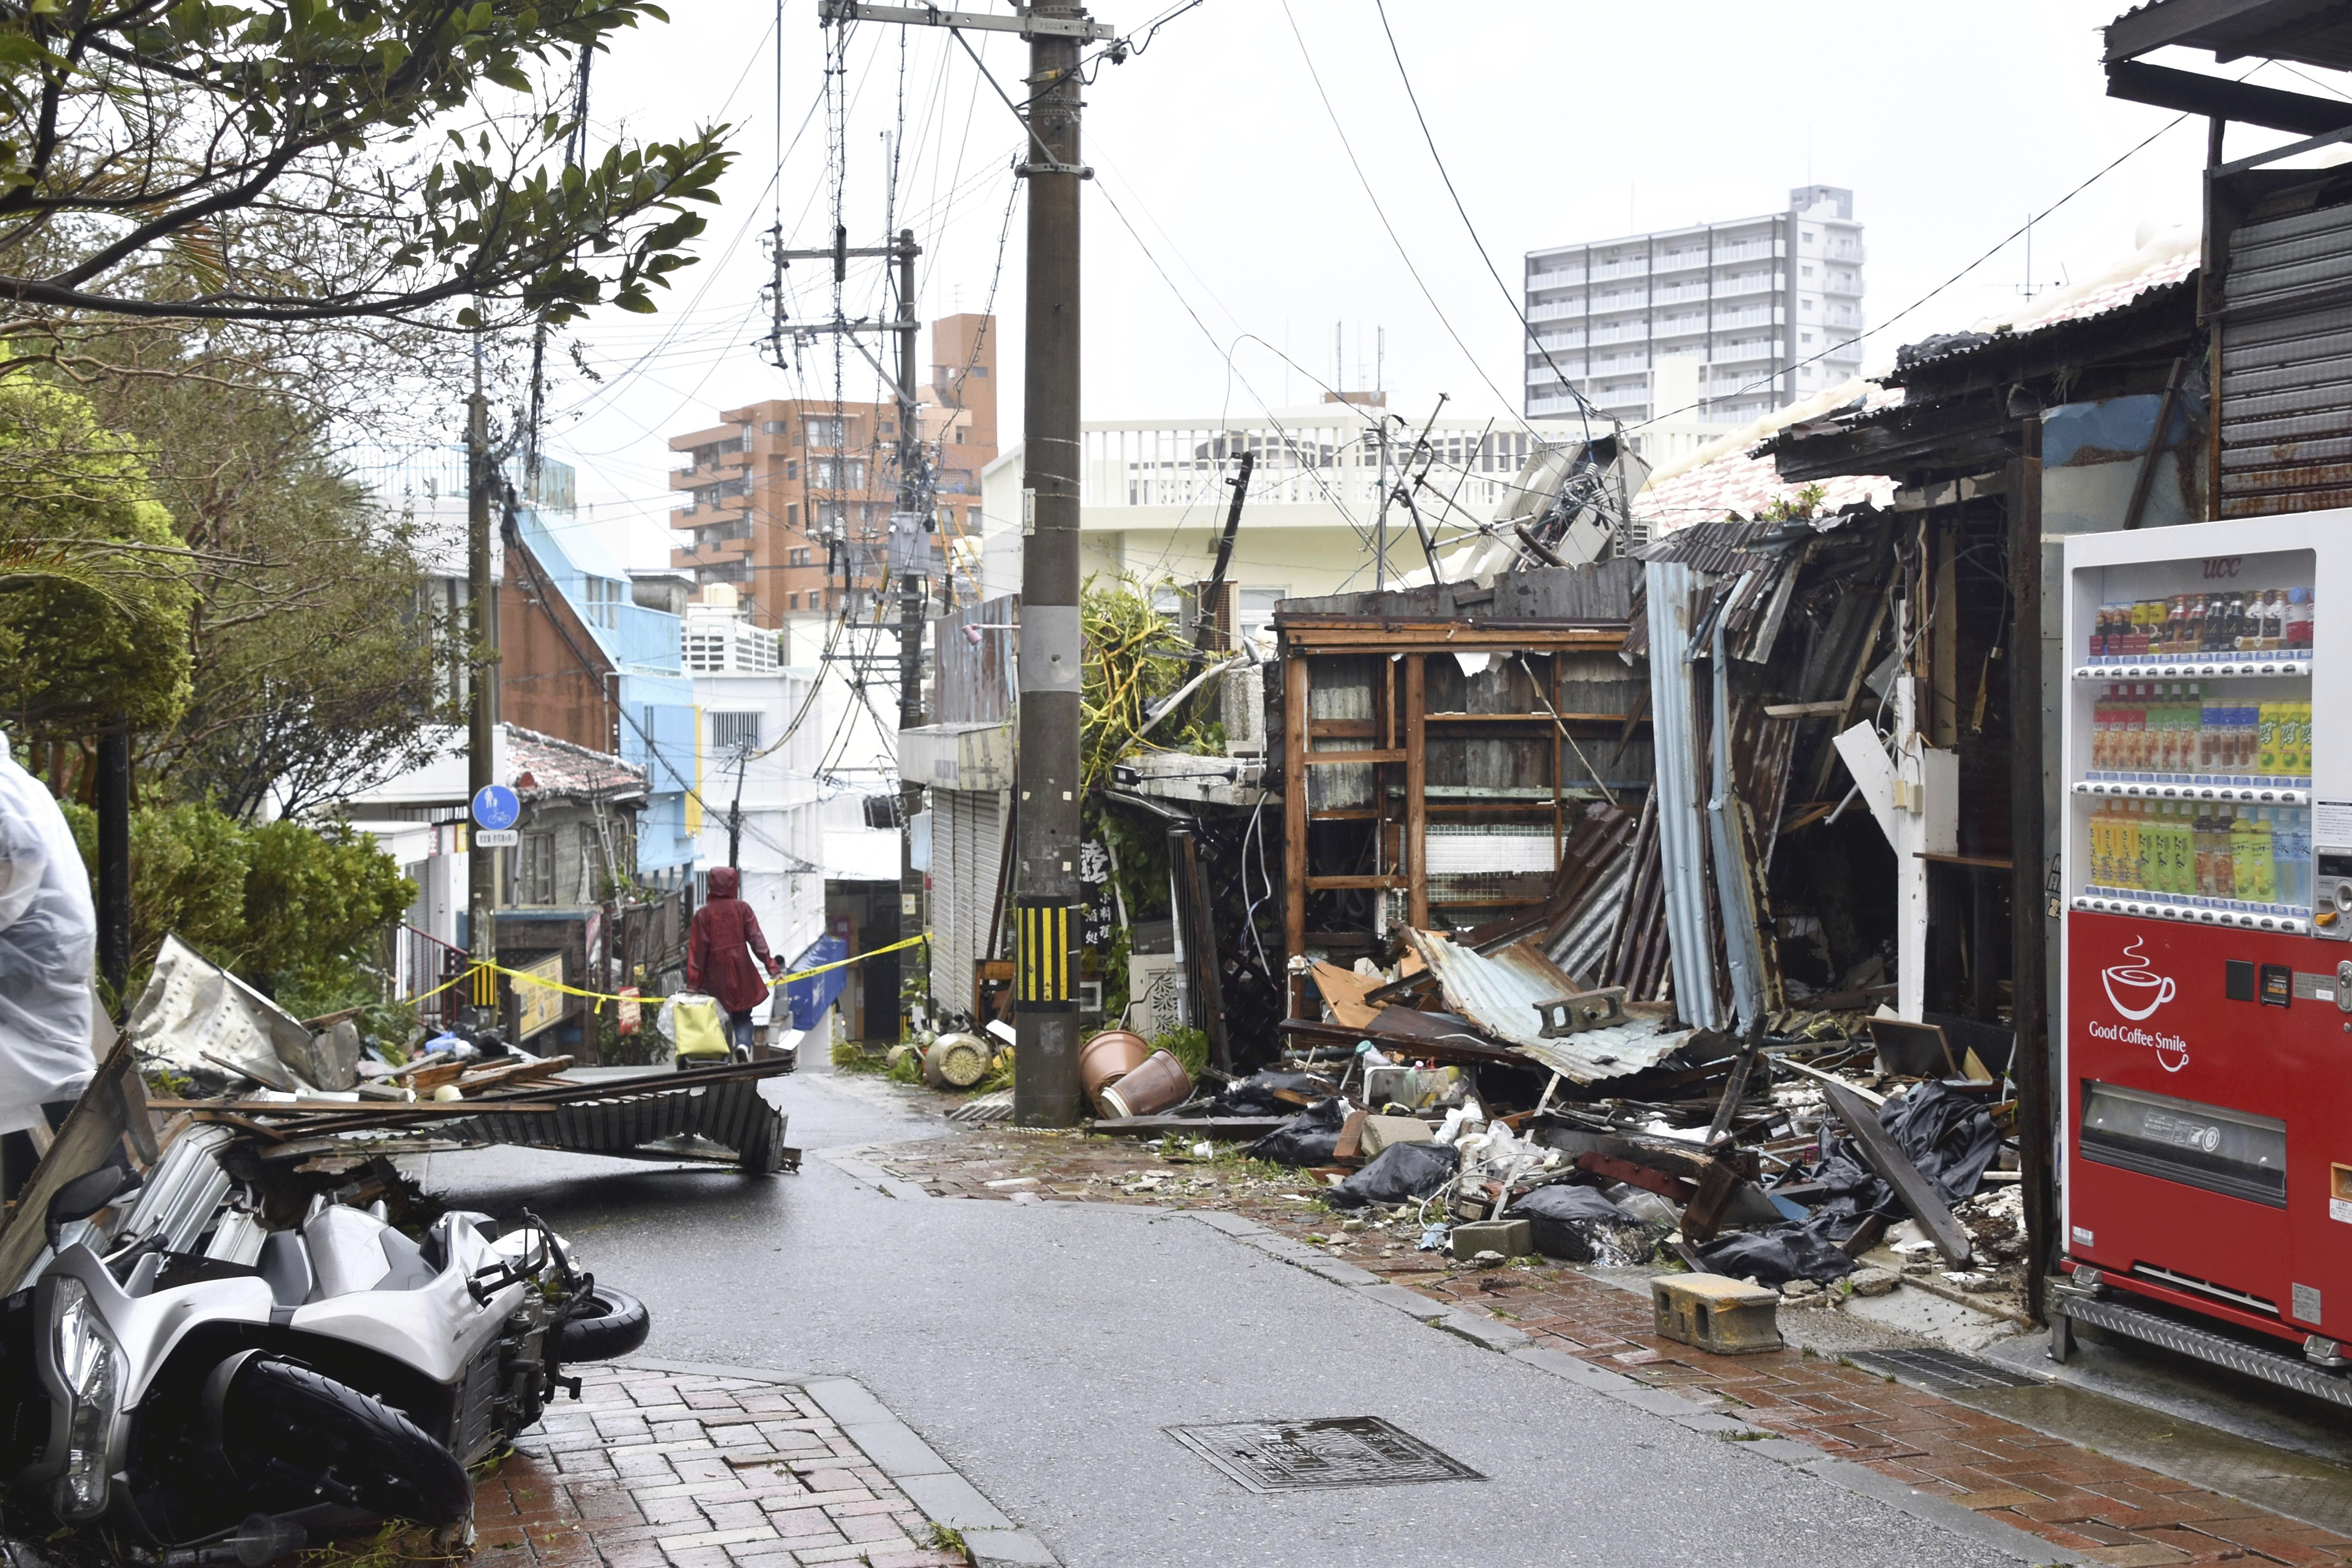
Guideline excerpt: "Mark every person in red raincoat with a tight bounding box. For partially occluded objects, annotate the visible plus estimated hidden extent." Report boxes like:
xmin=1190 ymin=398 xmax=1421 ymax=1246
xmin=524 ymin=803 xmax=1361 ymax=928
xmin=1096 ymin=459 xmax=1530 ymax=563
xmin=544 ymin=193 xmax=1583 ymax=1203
xmin=687 ymin=866 xmax=781 ymax=1059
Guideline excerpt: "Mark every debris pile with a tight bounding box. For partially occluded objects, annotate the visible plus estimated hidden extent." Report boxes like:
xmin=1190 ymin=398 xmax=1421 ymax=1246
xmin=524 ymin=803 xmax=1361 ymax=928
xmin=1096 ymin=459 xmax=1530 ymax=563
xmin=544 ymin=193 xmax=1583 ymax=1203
xmin=1076 ymin=944 xmax=2026 ymax=1309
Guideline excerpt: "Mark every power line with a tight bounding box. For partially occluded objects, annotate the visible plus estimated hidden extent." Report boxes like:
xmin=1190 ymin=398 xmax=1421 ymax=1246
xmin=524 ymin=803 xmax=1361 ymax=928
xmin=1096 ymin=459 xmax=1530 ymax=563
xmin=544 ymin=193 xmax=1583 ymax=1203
xmin=1276 ymin=0 xmax=1550 ymax=441
xmin=1369 ymin=0 xmax=1598 ymax=451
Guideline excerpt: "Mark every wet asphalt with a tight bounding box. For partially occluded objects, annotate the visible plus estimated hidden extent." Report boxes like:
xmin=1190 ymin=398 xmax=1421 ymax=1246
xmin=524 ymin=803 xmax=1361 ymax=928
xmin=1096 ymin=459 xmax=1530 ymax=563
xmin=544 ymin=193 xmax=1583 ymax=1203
xmin=407 ymin=1059 xmax=2031 ymax=1568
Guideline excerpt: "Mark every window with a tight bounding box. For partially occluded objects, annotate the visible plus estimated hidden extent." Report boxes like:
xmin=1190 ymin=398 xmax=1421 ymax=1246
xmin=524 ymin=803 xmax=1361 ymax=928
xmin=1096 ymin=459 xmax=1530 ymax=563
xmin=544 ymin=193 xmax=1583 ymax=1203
xmin=788 ymin=592 xmax=800 ymax=610
xmin=514 ymin=832 xmax=557 ymax=905
xmin=1801 ymin=332 xmax=1814 ymax=344
xmin=786 ymin=460 xmax=799 ymax=481
xmin=764 ymin=419 xmax=789 ymax=434
xmin=1800 ymin=264 xmax=1814 ymax=277
xmin=806 ymin=416 xmax=847 ymax=446
xmin=968 ymin=365 xmax=988 ymax=377
xmin=739 ymin=427 xmax=753 ymax=451
xmin=711 ymin=711 xmax=761 ymax=751
xmin=812 ymin=457 xmax=865 ymax=489
xmin=787 ymin=503 xmax=800 ymax=528
xmin=581 ymin=575 xmax=621 ymax=630
xmin=816 ymin=500 xmax=847 ymax=535
xmin=789 ymin=546 xmax=813 ymax=566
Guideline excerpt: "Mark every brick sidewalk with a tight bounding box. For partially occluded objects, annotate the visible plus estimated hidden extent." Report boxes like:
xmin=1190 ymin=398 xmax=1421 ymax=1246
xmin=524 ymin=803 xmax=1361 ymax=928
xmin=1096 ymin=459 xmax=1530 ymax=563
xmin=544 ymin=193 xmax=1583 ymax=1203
xmin=472 ymin=1367 xmax=964 ymax=1568
xmin=867 ymin=1124 xmax=2352 ymax=1568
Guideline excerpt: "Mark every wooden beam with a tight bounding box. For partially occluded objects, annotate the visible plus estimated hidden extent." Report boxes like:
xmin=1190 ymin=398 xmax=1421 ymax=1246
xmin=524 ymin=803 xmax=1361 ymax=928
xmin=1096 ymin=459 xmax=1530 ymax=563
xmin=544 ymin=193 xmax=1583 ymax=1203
xmin=1406 ymin=653 xmax=1428 ymax=929
xmin=1300 ymin=749 xmax=1406 ymax=766
xmin=1283 ymin=652 xmax=1310 ymax=1017
xmin=1820 ymin=1080 xmax=1974 ymax=1266
xmin=1305 ymin=875 xmax=1408 ymax=890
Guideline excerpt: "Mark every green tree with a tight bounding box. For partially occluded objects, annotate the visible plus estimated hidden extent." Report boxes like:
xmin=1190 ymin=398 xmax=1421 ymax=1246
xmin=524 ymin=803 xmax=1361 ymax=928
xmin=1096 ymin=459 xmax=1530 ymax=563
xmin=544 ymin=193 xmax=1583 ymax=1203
xmin=77 ymin=358 xmax=457 ymax=817
xmin=0 ymin=0 xmax=729 ymax=348
xmin=63 ymin=800 xmax=415 ymax=1013
xmin=0 ymin=376 xmax=191 ymax=742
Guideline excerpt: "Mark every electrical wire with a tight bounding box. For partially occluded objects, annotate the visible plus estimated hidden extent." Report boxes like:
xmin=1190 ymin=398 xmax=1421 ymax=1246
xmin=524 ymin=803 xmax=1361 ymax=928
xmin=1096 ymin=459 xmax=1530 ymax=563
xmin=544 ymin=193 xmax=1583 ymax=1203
xmin=1369 ymin=0 xmax=1599 ymax=452
xmin=1277 ymin=0 xmax=1554 ymax=442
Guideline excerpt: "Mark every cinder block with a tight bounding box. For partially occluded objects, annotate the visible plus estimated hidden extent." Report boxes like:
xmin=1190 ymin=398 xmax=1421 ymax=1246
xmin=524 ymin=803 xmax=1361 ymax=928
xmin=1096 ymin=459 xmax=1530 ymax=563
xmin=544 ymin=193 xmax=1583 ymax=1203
xmin=1359 ymin=1115 xmax=1435 ymax=1157
xmin=1449 ymin=1217 xmax=1532 ymax=1260
xmin=1651 ymin=1272 xmax=1782 ymax=1354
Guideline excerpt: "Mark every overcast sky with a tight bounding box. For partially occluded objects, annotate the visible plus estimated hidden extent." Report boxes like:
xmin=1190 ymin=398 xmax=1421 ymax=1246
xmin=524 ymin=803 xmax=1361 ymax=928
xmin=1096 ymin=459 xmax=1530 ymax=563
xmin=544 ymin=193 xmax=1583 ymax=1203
xmin=529 ymin=1 xmax=2330 ymax=570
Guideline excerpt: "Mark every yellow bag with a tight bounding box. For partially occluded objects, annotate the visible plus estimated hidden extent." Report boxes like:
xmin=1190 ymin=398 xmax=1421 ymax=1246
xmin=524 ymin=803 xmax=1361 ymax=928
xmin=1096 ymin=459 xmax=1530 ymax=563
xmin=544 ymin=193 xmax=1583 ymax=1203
xmin=671 ymin=993 xmax=729 ymax=1060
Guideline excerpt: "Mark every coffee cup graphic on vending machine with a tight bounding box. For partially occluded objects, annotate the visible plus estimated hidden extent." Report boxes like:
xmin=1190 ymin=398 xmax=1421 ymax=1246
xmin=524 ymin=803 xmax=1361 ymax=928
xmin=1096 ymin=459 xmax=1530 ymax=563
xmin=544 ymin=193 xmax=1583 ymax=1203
xmin=2102 ymin=937 xmax=2178 ymax=1021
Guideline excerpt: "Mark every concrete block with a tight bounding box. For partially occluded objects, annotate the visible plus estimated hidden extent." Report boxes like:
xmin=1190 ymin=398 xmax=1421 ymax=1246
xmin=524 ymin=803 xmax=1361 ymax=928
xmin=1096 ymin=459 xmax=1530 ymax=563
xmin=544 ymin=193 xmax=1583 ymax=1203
xmin=1449 ymin=1217 xmax=1532 ymax=1260
xmin=1650 ymin=1272 xmax=1783 ymax=1355
xmin=1358 ymin=1115 xmax=1435 ymax=1157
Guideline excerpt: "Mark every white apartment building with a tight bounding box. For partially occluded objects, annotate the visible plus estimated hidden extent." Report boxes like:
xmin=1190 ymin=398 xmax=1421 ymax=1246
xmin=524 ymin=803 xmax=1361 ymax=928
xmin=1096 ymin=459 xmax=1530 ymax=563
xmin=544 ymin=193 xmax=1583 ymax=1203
xmin=1524 ymin=185 xmax=1867 ymax=429
xmin=978 ymin=400 xmax=1649 ymax=609
xmin=687 ymin=589 xmax=829 ymax=1000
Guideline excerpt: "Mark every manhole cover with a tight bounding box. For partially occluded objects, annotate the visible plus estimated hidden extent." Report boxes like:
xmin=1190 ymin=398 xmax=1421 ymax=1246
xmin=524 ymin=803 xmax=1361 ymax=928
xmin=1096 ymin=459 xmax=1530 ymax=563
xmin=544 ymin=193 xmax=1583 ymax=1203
xmin=1847 ymin=1348 xmax=2040 ymax=1392
xmin=1165 ymin=1417 xmax=1483 ymax=1494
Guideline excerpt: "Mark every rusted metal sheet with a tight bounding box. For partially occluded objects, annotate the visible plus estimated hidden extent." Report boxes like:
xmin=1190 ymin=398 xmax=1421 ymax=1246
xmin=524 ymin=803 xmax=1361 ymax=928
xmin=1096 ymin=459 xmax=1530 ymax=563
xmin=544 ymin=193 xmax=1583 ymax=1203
xmin=934 ymin=593 xmax=1020 ymax=724
xmin=2220 ymin=197 xmax=2352 ymax=517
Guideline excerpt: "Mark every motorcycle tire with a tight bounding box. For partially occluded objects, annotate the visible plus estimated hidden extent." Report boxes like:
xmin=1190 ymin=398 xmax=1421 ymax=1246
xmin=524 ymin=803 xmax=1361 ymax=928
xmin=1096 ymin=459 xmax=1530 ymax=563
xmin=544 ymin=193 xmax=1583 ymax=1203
xmin=217 ymin=1357 xmax=473 ymax=1527
xmin=552 ymin=1286 xmax=651 ymax=1362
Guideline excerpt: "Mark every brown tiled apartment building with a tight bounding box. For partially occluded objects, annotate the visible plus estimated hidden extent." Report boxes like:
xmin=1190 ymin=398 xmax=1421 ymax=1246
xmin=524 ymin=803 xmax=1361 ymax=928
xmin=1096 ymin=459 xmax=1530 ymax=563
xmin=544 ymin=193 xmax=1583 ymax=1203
xmin=666 ymin=313 xmax=997 ymax=629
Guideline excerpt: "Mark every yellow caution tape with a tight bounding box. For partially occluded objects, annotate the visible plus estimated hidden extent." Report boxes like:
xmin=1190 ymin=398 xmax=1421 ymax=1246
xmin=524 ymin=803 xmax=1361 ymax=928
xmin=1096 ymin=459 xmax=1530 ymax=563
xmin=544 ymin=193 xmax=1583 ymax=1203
xmin=419 ymin=931 xmax=931 ymax=1020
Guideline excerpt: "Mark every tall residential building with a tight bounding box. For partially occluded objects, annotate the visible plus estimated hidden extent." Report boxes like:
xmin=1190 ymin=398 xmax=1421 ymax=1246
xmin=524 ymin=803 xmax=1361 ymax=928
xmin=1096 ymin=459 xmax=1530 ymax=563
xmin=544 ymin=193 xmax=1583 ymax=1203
xmin=1523 ymin=186 xmax=1866 ymax=429
xmin=667 ymin=313 xmax=998 ymax=629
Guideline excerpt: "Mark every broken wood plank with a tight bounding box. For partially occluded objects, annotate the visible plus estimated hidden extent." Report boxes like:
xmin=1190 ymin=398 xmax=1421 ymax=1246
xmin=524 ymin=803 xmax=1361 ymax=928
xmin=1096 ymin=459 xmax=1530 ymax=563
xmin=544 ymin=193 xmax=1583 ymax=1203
xmin=1818 ymin=1080 xmax=1973 ymax=1267
xmin=1680 ymin=1159 xmax=1744 ymax=1245
xmin=1573 ymin=1151 xmax=1698 ymax=1206
xmin=148 ymin=1098 xmax=554 ymax=1116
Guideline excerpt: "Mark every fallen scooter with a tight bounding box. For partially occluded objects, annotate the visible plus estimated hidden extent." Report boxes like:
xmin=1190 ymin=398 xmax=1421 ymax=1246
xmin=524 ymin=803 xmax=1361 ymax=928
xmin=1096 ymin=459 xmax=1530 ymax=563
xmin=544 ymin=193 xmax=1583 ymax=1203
xmin=1 ymin=1151 xmax=650 ymax=1561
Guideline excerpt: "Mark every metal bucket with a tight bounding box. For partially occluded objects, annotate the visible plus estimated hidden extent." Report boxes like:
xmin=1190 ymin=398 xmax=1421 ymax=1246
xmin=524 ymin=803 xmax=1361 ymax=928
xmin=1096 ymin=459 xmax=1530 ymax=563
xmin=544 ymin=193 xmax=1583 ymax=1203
xmin=1078 ymin=1029 xmax=1152 ymax=1102
xmin=1095 ymin=1049 xmax=1191 ymax=1118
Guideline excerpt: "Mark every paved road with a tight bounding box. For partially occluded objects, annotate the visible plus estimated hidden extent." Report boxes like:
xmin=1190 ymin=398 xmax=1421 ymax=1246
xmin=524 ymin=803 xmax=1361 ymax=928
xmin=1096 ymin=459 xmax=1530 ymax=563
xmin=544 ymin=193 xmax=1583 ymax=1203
xmin=411 ymin=1061 xmax=2027 ymax=1568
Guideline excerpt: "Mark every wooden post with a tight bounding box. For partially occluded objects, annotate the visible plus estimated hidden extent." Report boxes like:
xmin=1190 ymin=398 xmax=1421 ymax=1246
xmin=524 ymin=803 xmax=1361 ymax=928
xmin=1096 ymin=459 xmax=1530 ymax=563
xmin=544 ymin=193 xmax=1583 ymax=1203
xmin=1406 ymin=653 xmax=1428 ymax=930
xmin=1283 ymin=650 xmax=1310 ymax=1017
xmin=2009 ymin=418 xmax=2053 ymax=1322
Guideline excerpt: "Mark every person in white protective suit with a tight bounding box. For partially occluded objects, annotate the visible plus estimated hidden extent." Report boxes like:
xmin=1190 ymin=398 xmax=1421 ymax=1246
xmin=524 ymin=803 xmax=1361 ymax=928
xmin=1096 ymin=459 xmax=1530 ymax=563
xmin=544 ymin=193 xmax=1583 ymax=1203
xmin=0 ymin=734 xmax=97 ymax=1202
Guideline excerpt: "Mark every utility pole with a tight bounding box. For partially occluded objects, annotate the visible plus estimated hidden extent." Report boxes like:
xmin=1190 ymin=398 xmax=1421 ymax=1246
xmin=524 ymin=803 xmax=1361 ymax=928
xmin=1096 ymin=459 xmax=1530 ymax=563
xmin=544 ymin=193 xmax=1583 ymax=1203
xmin=1011 ymin=0 xmax=1089 ymax=1126
xmin=892 ymin=227 xmax=931 ymax=1037
xmin=771 ymin=223 xmax=931 ymax=1036
xmin=466 ymin=358 xmax=500 ymax=1016
xmin=811 ymin=0 xmax=1114 ymax=1118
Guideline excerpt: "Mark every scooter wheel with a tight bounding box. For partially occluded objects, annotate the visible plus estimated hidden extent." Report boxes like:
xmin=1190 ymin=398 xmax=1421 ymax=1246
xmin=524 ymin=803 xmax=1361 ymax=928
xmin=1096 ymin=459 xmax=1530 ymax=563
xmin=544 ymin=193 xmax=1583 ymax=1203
xmin=553 ymin=1285 xmax=652 ymax=1362
xmin=216 ymin=1356 xmax=473 ymax=1527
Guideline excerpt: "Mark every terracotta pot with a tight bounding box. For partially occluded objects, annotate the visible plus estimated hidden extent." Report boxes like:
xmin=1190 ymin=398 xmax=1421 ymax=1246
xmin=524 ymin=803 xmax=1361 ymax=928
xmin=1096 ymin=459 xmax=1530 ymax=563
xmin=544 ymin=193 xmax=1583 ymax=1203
xmin=1078 ymin=1029 xmax=1152 ymax=1102
xmin=1095 ymin=1049 xmax=1192 ymax=1118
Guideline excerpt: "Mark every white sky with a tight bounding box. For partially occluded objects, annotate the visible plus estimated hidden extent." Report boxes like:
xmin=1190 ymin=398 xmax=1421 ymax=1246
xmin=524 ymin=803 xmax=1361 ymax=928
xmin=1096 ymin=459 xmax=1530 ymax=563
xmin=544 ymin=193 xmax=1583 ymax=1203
xmin=528 ymin=0 xmax=2343 ymax=571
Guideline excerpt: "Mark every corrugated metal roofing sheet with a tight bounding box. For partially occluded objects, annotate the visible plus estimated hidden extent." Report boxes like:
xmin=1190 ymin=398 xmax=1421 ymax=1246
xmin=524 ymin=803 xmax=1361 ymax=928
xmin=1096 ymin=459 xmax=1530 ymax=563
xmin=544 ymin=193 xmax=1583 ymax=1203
xmin=1404 ymin=930 xmax=1686 ymax=1082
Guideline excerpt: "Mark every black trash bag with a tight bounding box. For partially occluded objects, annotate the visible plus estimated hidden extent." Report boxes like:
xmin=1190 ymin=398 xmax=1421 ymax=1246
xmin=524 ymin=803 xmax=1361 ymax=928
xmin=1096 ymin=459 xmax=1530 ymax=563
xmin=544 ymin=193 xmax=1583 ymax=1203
xmin=1804 ymin=1078 xmax=2002 ymax=1238
xmin=1515 ymin=1183 xmax=1665 ymax=1266
xmin=1329 ymin=1140 xmax=1457 ymax=1209
xmin=1697 ymin=1223 xmax=1858 ymax=1287
xmin=1245 ymin=1098 xmax=1350 ymax=1167
xmin=1209 ymin=1071 xmax=1336 ymax=1118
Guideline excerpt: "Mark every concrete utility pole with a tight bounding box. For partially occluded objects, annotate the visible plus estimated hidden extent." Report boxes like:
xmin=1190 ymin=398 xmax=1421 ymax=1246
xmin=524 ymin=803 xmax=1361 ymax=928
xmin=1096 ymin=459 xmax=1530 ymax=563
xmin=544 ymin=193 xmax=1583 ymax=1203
xmin=811 ymin=0 xmax=1113 ymax=1117
xmin=892 ymin=227 xmax=930 ymax=1035
xmin=466 ymin=363 xmax=500 ymax=1011
xmin=1011 ymin=0 xmax=1089 ymax=1126
xmin=774 ymin=223 xmax=930 ymax=1035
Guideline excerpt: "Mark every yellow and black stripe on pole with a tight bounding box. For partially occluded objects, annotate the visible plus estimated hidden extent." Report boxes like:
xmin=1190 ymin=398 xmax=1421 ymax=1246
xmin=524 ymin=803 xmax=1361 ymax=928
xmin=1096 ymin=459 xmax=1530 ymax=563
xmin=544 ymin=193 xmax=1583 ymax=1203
xmin=1015 ymin=897 xmax=1080 ymax=1010
xmin=470 ymin=961 xmax=497 ymax=1009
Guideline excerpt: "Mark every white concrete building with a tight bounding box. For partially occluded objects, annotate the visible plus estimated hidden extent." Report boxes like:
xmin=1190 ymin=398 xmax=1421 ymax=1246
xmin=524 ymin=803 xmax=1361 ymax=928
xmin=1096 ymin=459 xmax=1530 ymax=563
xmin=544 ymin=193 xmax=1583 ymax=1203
xmin=979 ymin=401 xmax=1637 ymax=609
xmin=688 ymin=590 xmax=829 ymax=990
xmin=1524 ymin=185 xmax=1867 ymax=429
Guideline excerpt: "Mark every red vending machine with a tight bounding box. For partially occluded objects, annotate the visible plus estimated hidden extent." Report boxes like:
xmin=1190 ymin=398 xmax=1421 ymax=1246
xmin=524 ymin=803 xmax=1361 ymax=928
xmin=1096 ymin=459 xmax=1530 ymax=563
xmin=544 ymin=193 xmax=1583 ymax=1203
xmin=2055 ymin=515 xmax=2352 ymax=1400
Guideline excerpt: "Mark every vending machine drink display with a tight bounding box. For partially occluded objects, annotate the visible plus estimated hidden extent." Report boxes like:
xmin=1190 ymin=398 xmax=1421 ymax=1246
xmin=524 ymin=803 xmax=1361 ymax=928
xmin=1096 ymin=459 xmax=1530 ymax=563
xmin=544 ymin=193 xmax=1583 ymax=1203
xmin=2061 ymin=515 xmax=2350 ymax=1369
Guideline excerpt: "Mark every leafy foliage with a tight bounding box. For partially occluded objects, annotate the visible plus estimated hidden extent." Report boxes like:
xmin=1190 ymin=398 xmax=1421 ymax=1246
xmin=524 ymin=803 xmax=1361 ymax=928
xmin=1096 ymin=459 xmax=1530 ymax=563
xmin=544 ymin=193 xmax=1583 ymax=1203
xmin=79 ymin=354 xmax=458 ymax=816
xmin=0 ymin=375 xmax=191 ymax=736
xmin=62 ymin=799 xmax=415 ymax=1013
xmin=1079 ymin=573 xmax=1220 ymax=791
xmin=0 ymin=0 xmax=731 ymax=338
